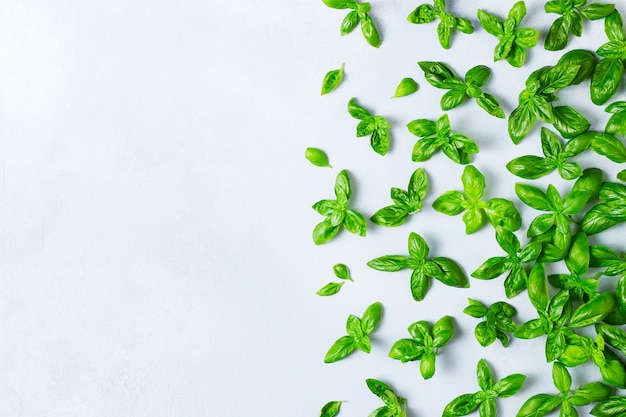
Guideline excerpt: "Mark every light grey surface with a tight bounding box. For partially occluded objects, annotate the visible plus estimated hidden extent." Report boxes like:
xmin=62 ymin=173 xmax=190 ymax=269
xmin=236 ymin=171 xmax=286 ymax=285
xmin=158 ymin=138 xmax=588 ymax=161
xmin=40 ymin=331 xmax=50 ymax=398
xmin=0 ymin=0 xmax=623 ymax=415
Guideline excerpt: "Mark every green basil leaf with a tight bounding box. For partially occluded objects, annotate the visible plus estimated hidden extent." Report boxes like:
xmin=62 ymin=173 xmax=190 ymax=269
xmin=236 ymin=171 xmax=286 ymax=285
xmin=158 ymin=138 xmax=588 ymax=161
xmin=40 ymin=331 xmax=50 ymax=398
xmin=443 ymin=393 xmax=480 ymax=417
xmin=305 ymin=147 xmax=332 ymax=168
xmin=408 ymin=232 xmax=429 ymax=260
xmin=431 ymin=257 xmax=469 ymax=288
xmin=545 ymin=1 xmax=563 ymax=14
xmin=581 ymin=204 xmax=620 ymax=235
xmin=517 ymin=394 xmax=560 ymax=417
xmin=324 ymin=335 xmax=356 ymax=363
xmin=389 ymin=338 xmax=424 ymax=362
xmin=558 ymin=162 xmax=583 ymax=180
xmin=508 ymin=1 xmax=526 ymax=25
xmin=540 ymin=63 xmax=580 ymax=94
xmin=432 ymin=315 xmax=454 ymax=347
xmin=515 ymin=28 xmax=539 ymax=48
xmin=475 ymin=321 xmax=497 ymax=347
xmin=590 ymin=132 xmax=626 ymax=162
xmin=570 ymin=292 xmax=617 ymax=328
xmin=472 ymin=257 xmax=510 ymax=280
xmin=552 ymin=361 xmax=572 ymax=392
xmin=565 ymin=232 xmax=590 ymax=276
xmin=313 ymin=218 xmax=341 ymax=245
xmin=528 ymin=262 xmax=549 ymax=311
xmin=477 ymin=9 xmax=504 ymax=36
xmin=463 ymin=208 xmax=485 ymax=234
xmin=411 ymin=269 xmax=430 ymax=302
xmin=464 ymin=298 xmax=488 ymax=318
xmin=545 ymin=17 xmax=570 ymax=51
xmin=591 ymin=58 xmax=624 ymax=105
xmin=320 ymin=400 xmax=344 ymax=417
xmin=575 ymin=381 xmax=614 ymax=402
xmin=407 ymin=4 xmax=437 ymax=24
xmin=582 ymin=3 xmax=615 ymax=20
xmin=557 ymin=49 xmax=597 ymax=85
xmin=441 ymin=89 xmax=466 ymax=111
xmin=367 ymin=255 xmax=409 ymax=272
xmin=420 ymin=352 xmax=436 ymax=379
xmin=552 ymin=106 xmax=590 ymax=138
xmin=411 ymin=138 xmax=440 ymax=162
xmin=465 ymin=65 xmax=491 ymax=87
xmin=333 ymin=263 xmax=353 ymax=281
xmin=591 ymin=396 xmax=626 ymax=416
xmin=462 ymin=165 xmax=485 ymax=200
xmin=360 ymin=13 xmax=381 ymax=48
xmin=433 ymin=190 xmax=466 ymax=215
xmin=494 ymin=373 xmax=526 ymax=397
xmin=605 ymin=10 xmax=626 ymax=42
xmin=340 ymin=10 xmax=359 ymax=35
xmin=407 ymin=118 xmax=437 ymax=137
xmin=361 ymin=301 xmax=382 ymax=334
xmin=455 ymin=17 xmax=474 ymax=34
xmin=484 ymin=198 xmax=522 ymax=231
xmin=393 ymin=77 xmax=419 ymax=98
xmin=346 ymin=314 xmax=364 ymax=338
xmin=476 ymin=94 xmax=506 ymax=119
xmin=347 ymin=97 xmax=371 ymax=119
xmin=408 ymin=167 xmax=428 ymax=204
xmin=437 ymin=21 xmax=452 ymax=49
xmin=506 ymin=155 xmax=555 ymax=179
xmin=514 ymin=318 xmax=548 ymax=339
xmin=321 ymin=63 xmax=345 ymax=95
xmin=508 ymin=103 xmax=536 ymax=144
xmin=371 ymin=205 xmax=410 ymax=227
xmin=317 ymin=281 xmax=345 ymax=296
xmin=418 ymin=61 xmax=459 ymax=88
xmin=606 ymin=110 xmax=626 ymax=135
xmin=343 ymin=209 xmax=367 ymax=236
xmin=477 ymin=358 xmax=493 ymax=391
xmin=322 ymin=0 xmax=357 ymax=9
xmin=408 ymin=320 xmax=431 ymax=343
xmin=515 ymin=183 xmax=551 ymax=211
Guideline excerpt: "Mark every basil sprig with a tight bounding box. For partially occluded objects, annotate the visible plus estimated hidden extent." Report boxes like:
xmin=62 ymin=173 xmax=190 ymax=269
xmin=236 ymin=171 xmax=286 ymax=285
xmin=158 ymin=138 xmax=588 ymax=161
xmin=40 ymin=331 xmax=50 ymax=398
xmin=477 ymin=1 xmax=538 ymax=67
xmin=407 ymin=113 xmax=479 ymax=164
xmin=464 ymin=299 xmax=518 ymax=347
xmin=433 ymin=165 xmax=522 ymax=234
xmin=321 ymin=0 xmax=381 ymax=47
xmin=367 ymin=232 xmax=468 ymax=301
xmin=443 ymin=359 xmax=525 ymax=417
xmin=515 ymin=168 xmax=603 ymax=251
xmin=544 ymin=0 xmax=615 ymax=51
xmin=590 ymin=10 xmax=626 ymax=104
xmin=418 ymin=62 xmax=505 ymax=118
xmin=406 ymin=0 xmax=473 ymax=49
xmin=472 ymin=228 xmax=542 ymax=298
xmin=312 ymin=169 xmax=367 ymax=245
xmin=347 ymin=98 xmax=391 ymax=156
xmin=365 ymin=378 xmax=407 ymax=417
xmin=324 ymin=301 xmax=383 ymax=363
xmin=581 ymin=181 xmax=626 ymax=235
xmin=388 ymin=316 xmax=454 ymax=379
xmin=517 ymin=361 xmax=612 ymax=417
xmin=508 ymin=50 xmax=595 ymax=143
xmin=371 ymin=168 xmax=427 ymax=227
xmin=506 ymin=127 xmax=585 ymax=180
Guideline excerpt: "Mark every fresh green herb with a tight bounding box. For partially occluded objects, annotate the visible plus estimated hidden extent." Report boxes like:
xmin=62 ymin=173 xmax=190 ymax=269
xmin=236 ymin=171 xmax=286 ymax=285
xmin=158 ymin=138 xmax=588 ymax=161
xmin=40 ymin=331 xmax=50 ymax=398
xmin=619 ymin=170 xmax=626 ymax=182
xmin=367 ymin=232 xmax=468 ymax=301
xmin=317 ymin=282 xmax=345 ymax=296
xmin=371 ymin=168 xmax=427 ymax=227
xmin=592 ymin=396 xmax=626 ymax=417
xmin=321 ymin=63 xmax=345 ymax=95
xmin=515 ymin=168 xmax=602 ymax=251
xmin=471 ymin=228 xmax=542 ymax=298
xmin=506 ymin=127 xmax=584 ymax=180
xmin=406 ymin=0 xmax=474 ymax=49
xmin=407 ymin=114 xmax=479 ymax=164
xmin=464 ymin=299 xmax=517 ymax=347
xmin=320 ymin=400 xmax=344 ymax=417
xmin=306 ymin=147 xmax=333 ymax=168
xmin=333 ymin=263 xmax=353 ymax=281
xmin=321 ymin=0 xmax=381 ymax=47
xmin=570 ymin=131 xmax=626 ymax=163
xmin=388 ymin=316 xmax=454 ymax=379
xmin=443 ymin=359 xmax=525 ymax=417
xmin=581 ymin=181 xmax=626 ymax=235
xmin=544 ymin=0 xmax=615 ymax=51
xmin=590 ymin=10 xmax=626 ymax=104
xmin=347 ymin=98 xmax=391 ymax=156
xmin=433 ymin=165 xmax=522 ymax=234
xmin=508 ymin=50 xmax=595 ymax=143
xmin=477 ymin=1 xmax=538 ymax=67
xmin=324 ymin=301 xmax=382 ymax=363
xmin=590 ymin=245 xmax=626 ymax=312
xmin=365 ymin=378 xmax=407 ymax=417
xmin=393 ymin=77 xmax=419 ymax=98
xmin=517 ymin=361 xmax=612 ymax=417
xmin=605 ymin=101 xmax=626 ymax=135
xmin=312 ymin=169 xmax=367 ymax=245
xmin=418 ymin=62 xmax=505 ymax=118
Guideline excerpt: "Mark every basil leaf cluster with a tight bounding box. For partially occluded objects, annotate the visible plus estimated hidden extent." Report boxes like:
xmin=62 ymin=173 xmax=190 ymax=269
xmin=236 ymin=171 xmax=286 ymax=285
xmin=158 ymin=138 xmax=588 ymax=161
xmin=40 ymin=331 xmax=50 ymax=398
xmin=324 ymin=302 xmax=383 ymax=363
xmin=348 ymin=98 xmax=391 ymax=156
xmin=321 ymin=0 xmax=381 ymax=47
xmin=464 ymin=299 xmax=518 ymax=347
xmin=407 ymin=114 xmax=479 ymax=164
xmin=407 ymin=0 xmax=473 ymax=49
xmin=371 ymin=168 xmax=427 ymax=227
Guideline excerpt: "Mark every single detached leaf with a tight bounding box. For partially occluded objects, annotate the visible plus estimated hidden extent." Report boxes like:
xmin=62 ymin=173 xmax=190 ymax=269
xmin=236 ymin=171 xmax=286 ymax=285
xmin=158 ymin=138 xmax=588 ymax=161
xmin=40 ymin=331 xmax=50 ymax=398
xmin=393 ymin=77 xmax=419 ymax=98
xmin=321 ymin=63 xmax=345 ymax=95
xmin=317 ymin=281 xmax=345 ymax=296
xmin=305 ymin=147 xmax=332 ymax=168
xmin=320 ymin=401 xmax=343 ymax=417
xmin=333 ymin=263 xmax=353 ymax=281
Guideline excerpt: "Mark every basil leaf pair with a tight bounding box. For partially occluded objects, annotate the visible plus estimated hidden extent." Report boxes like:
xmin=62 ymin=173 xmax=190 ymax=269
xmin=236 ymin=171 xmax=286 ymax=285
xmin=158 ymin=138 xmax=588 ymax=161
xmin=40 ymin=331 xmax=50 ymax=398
xmin=321 ymin=63 xmax=344 ymax=96
xmin=444 ymin=359 xmax=525 ymax=417
xmin=407 ymin=0 xmax=473 ymax=49
xmin=324 ymin=301 xmax=383 ymax=363
xmin=407 ymin=113 xmax=479 ymax=164
xmin=388 ymin=316 xmax=454 ymax=379
xmin=464 ymin=299 xmax=517 ymax=347
xmin=509 ymin=50 xmax=595 ymax=143
xmin=544 ymin=0 xmax=615 ymax=51
xmin=418 ymin=62 xmax=505 ymax=118
xmin=477 ymin=1 xmax=539 ymax=67
xmin=581 ymin=181 xmax=626 ymax=235
xmin=312 ymin=170 xmax=367 ymax=244
xmin=506 ymin=127 xmax=584 ymax=180
xmin=371 ymin=168 xmax=427 ymax=227
xmin=471 ymin=228 xmax=542 ymax=298
xmin=348 ymin=98 xmax=391 ymax=156
xmin=591 ymin=11 xmax=626 ymax=104
xmin=317 ymin=263 xmax=354 ymax=296
xmin=306 ymin=147 xmax=332 ymax=168
xmin=518 ymin=362 xmax=612 ymax=417
xmin=322 ymin=0 xmax=381 ymax=47
xmin=516 ymin=168 xmax=603 ymax=251
xmin=393 ymin=78 xmax=418 ymax=98
xmin=366 ymin=378 xmax=407 ymax=417
xmin=433 ymin=165 xmax=521 ymax=234
xmin=367 ymin=232 xmax=468 ymax=301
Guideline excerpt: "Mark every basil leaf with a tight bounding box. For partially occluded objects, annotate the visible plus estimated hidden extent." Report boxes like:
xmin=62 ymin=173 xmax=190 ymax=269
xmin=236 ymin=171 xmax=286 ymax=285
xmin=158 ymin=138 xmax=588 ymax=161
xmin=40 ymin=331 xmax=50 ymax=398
xmin=527 ymin=262 xmax=549 ymax=311
xmin=591 ymin=396 xmax=626 ymax=417
xmin=367 ymin=255 xmax=409 ymax=272
xmin=590 ymin=132 xmax=626 ymax=162
xmin=552 ymin=361 xmax=572 ymax=392
xmin=494 ymin=373 xmax=526 ymax=397
xmin=317 ymin=281 xmax=345 ymax=296
xmin=407 ymin=119 xmax=437 ymax=136
xmin=464 ymin=299 xmax=488 ymax=318
xmin=343 ymin=209 xmax=367 ymax=235
xmin=305 ymin=147 xmax=332 ymax=168
xmin=605 ymin=10 xmax=626 ymax=42
xmin=441 ymin=89 xmax=466 ymax=110
xmin=477 ymin=358 xmax=493 ymax=391
xmin=462 ymin=165 xmax=485 ymax=200
xmin=433 ymin=190 xmax=466 ymax=215
xmin=388 ymin=338 xmax=424 ymax=362
xmin=313 ymin=218 xmax=341 ymax=245
xmin=371 ymin=205 xmax=409 ymax=227
xmin=477 ymin=9 xmax=503 ymax=36
xmin=552 ymin=106 xmax=590 ymax=138
xmin=347 ymin=97 xmax=371 ymax=119
xmin=508 ymin=103 xmax=536 ymax=144
xmin=408 ymin=4 xmax=437 ymax=24
xmin=506 ymin=155 xmax=555 ymax=179
xmin=606 ymin=108 xmax=626 ymax=135
xmin=322 ymin=0 xmax=357 ymax=9
xmin=321 ymin=63 xmax=344 ymax=95
xmin=432 ymin=315 xmax=454 ymax=347
xmin=431 ymin=257 xmax=469 ymax=288
xmin=515 ymin=183 xmax=551 ymax=211
xmin=361 ymin=301 xmax=382 ymax=335
xmin=472 ymin=257 xmax=510 ymax=280
xmin=465 ymin=65 xmax=491 ymax=87
xmin=443 ymin=393 xmax=480 ymax=417
xmin=393 ymin=77 xmax=419 ymax=98
xmin=360 ymin=14 xmax=381 ymax=48
xmin=333 ymin=263 xmax=353 ymax=281
xmin=582 ymin=3 xmax=615 ymax=20
xmin=437 ymin=21 xmax=452 ymax=49
xmin=476 ymin=94 xmax=505 ymax=118
xmin=324 ymin=335 xmax=356 ymax=363
xmin=517 ymin=394 xmax=560 ymax=417
xmin=340 ymin=10 xmax=359 ymax=35
xmin=570 ymin=292 xmax=617 ymax=328
xmin=557 ymin=49 xmax=597 ymax=85
xmin=540 ymin=63 xmax=580 ymax=94
xmin=545 ymin=17 xmax=569 ymax=51
xmin=320 ymin=401 xmax=344 ymax=417
xmin=591 ymin=58 xmax=624 ymax=105
xmin=514 ymin=318 xmax=548 ymax=339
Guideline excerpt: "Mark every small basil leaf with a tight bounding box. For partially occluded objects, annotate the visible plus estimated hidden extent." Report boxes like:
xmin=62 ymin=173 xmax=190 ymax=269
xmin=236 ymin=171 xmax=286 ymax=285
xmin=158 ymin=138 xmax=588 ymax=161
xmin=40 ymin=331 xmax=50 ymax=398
xmin=393 ymin=77 xmax=419 ymax=98
xmin=340 ymin=10 xmax=359 ymax=35
xmin=317 ymin=282 xmax=345 ymax=296
xmin=361 ymin=301 xmax=383 ymax=335
xmin=333 ymin=263 xmax=353 ymax=281
xmin=324 ymin=335 xmax=356 ymax=363
xmin=321 ymin=63 xmax=345 ymax=95
xmin=305 ymin=147 xmax=332 ymax=168
xmin=367 ymin=255 xmax=410 ymax=272
xmin=320 ymin=401 xmax=344 ymax=417
xmin=371 ymin=205 xmax=410 ymax=227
